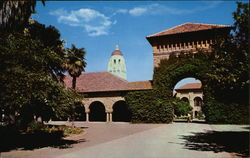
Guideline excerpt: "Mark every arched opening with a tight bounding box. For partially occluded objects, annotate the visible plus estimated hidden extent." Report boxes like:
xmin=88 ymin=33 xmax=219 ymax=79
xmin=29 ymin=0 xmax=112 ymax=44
xmin=195 ymin=111 xmax=198 ymax=118
xmin=174 ymin=77 xmax=202 ymax=118
xmin=112 ymin=100 xmax=131 ymax=122
xmin=194 ymin=97 xmax=203 ymax=106
xmin=153 ymin=55 xmax=208 ymax=122
xmin=89 ymin=101 xmax=106 ymax=122
xmin=181 ymin=97 xmax=189 ymax=103
xmin=74 ymin=102 xmax=86 ymax=121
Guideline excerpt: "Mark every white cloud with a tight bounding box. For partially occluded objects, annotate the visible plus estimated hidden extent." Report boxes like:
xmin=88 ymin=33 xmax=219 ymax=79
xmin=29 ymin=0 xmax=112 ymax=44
xmin=116 ymin=9 xmax=128 ymax=14
xmin=129 ymin=7 xmax=147 ymax=16
xmin=114 ymin=2 xmax=222 ymax=17
xmin=50 ymin=8 xmax=114 ymax=37
xmin=49 ymin=2 xmax=222 ymax=36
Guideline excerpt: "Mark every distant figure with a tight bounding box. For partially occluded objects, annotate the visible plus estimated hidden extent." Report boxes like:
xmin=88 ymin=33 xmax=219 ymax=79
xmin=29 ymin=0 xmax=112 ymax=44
xmin=187 ymin=113 xmax=192 ymax=123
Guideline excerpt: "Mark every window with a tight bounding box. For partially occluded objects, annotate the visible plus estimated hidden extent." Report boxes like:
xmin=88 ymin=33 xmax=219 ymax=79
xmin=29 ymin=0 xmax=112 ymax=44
xmin=118 ymin=59 xmax=121 ymax=63
xmin=181 ymin=97 xmax=189 ymax=104
xmin=114 ymin=59 xmax=116 ymax=64
xmin=194 ymin=97 xmax=202 ymax=106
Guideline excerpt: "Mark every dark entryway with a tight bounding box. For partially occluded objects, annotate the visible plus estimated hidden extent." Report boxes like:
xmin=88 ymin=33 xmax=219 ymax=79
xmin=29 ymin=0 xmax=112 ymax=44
xmin=112 ymin=101 xmax=131 ymax=122
xmin=89 ymin=101 xmax=106 ymax=121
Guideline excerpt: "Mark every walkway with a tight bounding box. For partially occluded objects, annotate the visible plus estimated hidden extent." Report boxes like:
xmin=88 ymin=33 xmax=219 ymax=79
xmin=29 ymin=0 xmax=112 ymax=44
xmin=1 ymin=122 xmax=249 ymax=158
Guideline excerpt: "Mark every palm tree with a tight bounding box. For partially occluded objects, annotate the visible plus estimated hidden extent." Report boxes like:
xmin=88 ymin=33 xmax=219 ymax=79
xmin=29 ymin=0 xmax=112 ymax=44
xmin=65 ymin=44 xmax=86 ymax=89
xmin=0 ymin=0 xmax=45 ymax=32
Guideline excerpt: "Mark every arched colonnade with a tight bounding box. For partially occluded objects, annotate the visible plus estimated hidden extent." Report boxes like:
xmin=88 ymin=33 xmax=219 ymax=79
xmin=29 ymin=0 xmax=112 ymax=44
xmin=82 ymin=96 xmax=131 ymax=122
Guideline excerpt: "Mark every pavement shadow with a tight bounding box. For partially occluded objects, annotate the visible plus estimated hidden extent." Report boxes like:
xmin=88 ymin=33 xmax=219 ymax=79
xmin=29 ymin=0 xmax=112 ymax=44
xmin=0 ymin=126 xmax=84 ymax=152
xmin=181 ymin=130 xmax=249 ymax=157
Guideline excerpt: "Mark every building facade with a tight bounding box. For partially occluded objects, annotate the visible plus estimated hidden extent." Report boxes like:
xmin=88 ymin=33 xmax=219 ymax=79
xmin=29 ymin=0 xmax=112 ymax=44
xmin=146 ymin=23 xmax=231 ymax=67
xmin=63 ymin=23 xmax=231 ymax=122
xmin=64 ymin=47 xmax=152 ymax=122
xmin=175 ymin=83 xmax=203 ymax=118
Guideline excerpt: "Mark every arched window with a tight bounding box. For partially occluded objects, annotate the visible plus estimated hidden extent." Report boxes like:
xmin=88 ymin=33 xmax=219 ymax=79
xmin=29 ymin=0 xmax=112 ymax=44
xmin=118 ymin=59 xmax=121 ymax=63
xmin=114 ymin=59 xmax=116 ymax=64
xmin=194 ymin=97 xmax=202 ymax=106
xmin=181 ymin=97 xmax=189 ymax=104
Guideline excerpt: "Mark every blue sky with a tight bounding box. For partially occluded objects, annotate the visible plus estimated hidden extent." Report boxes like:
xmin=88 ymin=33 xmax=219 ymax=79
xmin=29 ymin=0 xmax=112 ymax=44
xmin=33 ymin=1 xmax=237 ymax=88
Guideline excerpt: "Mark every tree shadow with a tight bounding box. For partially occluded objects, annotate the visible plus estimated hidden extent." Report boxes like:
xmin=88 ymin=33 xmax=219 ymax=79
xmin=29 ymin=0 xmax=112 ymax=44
xmin=181 ymin=130 xmax=249 ymax=157
xmin=0 ymin=126 xmax=85 ymax=152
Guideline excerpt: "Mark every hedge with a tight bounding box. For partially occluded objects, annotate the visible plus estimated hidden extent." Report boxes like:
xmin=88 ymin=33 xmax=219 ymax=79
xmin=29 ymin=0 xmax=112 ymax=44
xmin=125 ymin=90 xmax=173 ymax=123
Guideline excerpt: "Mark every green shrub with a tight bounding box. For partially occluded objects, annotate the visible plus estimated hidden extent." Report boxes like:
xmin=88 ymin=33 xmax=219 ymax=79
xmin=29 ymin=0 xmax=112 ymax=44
xmin=172 ymin=98 xmax=193 ymax=117
xmin=125 ymin=90 xmax=173 ymax=123
xmin=27 ymin=121 xmax=46 ymax=132
xmin=197 ymin=111 xmax=205 ymax=120
xmin=203 ymin=98 xmax=249 ymax=124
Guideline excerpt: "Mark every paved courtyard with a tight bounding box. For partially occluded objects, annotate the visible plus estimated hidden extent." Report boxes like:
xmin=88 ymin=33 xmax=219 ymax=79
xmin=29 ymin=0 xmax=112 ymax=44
xmin=1 ymin=122 xmax=249 ymax=158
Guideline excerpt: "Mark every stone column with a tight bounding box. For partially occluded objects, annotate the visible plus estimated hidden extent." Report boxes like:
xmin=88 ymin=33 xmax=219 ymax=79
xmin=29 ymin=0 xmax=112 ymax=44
xmin=109 ymin=112 xmax=113 ymax=123
xmin=86 ymin=112 xmax=89 ymax=122
xmin=106 ymin=112 xmax=109 ymax=123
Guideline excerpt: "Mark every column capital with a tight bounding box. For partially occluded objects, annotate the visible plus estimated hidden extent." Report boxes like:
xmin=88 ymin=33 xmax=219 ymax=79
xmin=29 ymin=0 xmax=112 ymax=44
xmin=85 ymin=108 xmax=90 ymax=113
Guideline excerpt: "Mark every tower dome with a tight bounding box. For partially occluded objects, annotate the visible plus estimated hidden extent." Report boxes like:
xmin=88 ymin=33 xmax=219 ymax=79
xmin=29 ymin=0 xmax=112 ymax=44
xmin=107 ymin=45 xmax=127 ymax=80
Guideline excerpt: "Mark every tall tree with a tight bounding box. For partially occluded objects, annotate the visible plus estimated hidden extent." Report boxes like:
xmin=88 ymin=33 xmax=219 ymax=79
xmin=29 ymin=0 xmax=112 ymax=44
xmin=66 ymin=44 xmax=87 ymax=89
xmin=0 ymin=0 xmax=45 ymax=32
xmin=26 ymin=20 xmax=66 ymax=81
xmin=0 ymin=33 xmax=81 ymax=127
xmin=203 ymin=2 xmax=249 ymax=123
xmin=207 ymin=2 xmax=249 ymax=104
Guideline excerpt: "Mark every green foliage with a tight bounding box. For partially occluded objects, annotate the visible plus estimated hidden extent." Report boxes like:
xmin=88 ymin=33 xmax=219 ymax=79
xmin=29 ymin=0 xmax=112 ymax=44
xmin=27 ymin=121 xmax=46 ymax=132
xmin=206 ymin=2 xmax=249 ymax=105
xmin=65 ymin=44 xmax=87 ymax=89
xmin=203 ymin=2 xmax=249 ymax=123
xmin=197 ymin=111 xmax=205 ymax=120
xmin=0 ymin=1 xmax=86 ymax=127
xmin=153 ymin=51 xmax=211 ymax=97
xmin=172 ymin=98 xmax=193 ymax=117
xmin=0 ymin=33 xmax=82 ymax=127
xmin=26 ymin=121 xmax=83 ymax=136
xmin=125 ymin=90 xmax=173 ymax=123
xmin=0 ymin=0 xmax=45 ymax=32
xmin=203 ymin=96 xmax=249 ymax=124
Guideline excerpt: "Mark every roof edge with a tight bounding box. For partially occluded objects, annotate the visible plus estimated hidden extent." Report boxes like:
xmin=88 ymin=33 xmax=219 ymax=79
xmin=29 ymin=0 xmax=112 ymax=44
xmin=146 ymin=22 xmax=232 ymax=38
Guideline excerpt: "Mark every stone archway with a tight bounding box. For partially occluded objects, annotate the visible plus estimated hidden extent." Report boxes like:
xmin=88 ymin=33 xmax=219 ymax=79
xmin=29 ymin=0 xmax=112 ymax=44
xmin=152 ymin=56 xmax=209 ymax=122
xmin=89 ymin=101 xmax=106 ymax=121
xmin=112 ymin=100 xmax=131 ymax=122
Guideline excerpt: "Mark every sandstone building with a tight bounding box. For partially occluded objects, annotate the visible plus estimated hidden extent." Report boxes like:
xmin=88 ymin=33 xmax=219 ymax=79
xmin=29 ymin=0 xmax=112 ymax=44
xmin=64 ymin=46 xmax=152 ymax=122
xmin=64 ymin=23 xmax=231 ymax=122
xmin=146 ymin=23 xmax=231 ymax=67
xmin=175 ymin=83 xmax=203 ymax=118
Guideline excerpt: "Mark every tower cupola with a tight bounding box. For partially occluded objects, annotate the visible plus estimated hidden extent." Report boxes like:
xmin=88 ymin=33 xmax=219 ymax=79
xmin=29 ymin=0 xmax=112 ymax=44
xmin=107 ymin=45 xmax=127 ymax=80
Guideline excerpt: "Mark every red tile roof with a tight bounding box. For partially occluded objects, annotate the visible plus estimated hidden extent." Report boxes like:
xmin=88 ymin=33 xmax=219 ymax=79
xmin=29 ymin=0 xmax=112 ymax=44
xmin=64 ymin=72 xmax=152 ymax=93
xmin=127 ymin=81 xmax=153 ymax=91
xmin=147 ymin=23 xmax=231 ymax=38
xmin=175 ymin=83 xmax=202 ymax=91
xmin=112 ymin=50 xmax=123 ymax=56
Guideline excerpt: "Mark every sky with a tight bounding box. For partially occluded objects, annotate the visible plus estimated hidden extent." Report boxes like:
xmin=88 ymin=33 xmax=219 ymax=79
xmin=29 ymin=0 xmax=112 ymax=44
xmin=33 ymin=1 xmax=238 ymax=88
